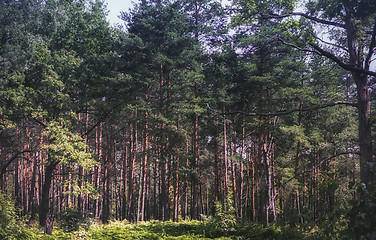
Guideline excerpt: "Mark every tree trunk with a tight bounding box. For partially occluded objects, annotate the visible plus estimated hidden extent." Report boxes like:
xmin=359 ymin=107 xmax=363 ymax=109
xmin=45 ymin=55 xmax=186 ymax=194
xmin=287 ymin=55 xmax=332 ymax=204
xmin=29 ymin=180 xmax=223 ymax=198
xmin=191 ymin=81 xmax=200 ymax=220
xmin=214 ymin=124 xmax=221 ymax=202
xmin=39 ymin=161 xmax=57 ymax=232
xmin=140 ymin=107 xmax=149 ymax=221
xmin=122 ymin=139 xmax=128 ymax=220
xmin=127 ymin=121 xmax=136 ymax=221
xmin=223 ymin=107 xmax=229 ymax=208
xmin=354 ymin=74 xmax=373 ymax=192
xmin=173 ymin=119 xmax=180 ymax=222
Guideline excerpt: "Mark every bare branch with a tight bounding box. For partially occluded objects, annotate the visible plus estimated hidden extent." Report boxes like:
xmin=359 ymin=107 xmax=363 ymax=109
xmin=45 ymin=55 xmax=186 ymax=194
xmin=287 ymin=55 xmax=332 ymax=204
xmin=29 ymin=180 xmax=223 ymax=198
xmin=206 ymin=101 xmax=356 ymax=117
xmin=265 ymin=12 xmax=346 ymax=28
xmin=278 ymin=37 xmax=376 ymax=77
xmin=277 ymin=37 xmax=320 ymax=54
xmin=365 ymin=18 xmax=376 ymax=70
xmin=226 ymin=8 xmax=345 ymax=28
xmin=229 ymin=7 xmax=376 ymax=77
xmin=310 ymin=43 xmax=376 ymax=77
xmin=310 ymin=32 xmax=348 ymax=52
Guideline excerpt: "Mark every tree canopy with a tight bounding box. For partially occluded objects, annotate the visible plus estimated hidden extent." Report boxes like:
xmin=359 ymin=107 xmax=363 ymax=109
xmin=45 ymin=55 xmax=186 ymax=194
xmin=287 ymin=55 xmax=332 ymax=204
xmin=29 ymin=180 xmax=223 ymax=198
xmin=0 ymin=0 xmax=375 ymax=237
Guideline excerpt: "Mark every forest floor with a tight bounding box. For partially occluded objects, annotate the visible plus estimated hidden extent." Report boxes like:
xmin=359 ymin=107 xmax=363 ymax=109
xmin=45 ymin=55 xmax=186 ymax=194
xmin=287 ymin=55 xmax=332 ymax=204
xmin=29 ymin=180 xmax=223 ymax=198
xmin=29 ymin=220 xmax=304 ymax=239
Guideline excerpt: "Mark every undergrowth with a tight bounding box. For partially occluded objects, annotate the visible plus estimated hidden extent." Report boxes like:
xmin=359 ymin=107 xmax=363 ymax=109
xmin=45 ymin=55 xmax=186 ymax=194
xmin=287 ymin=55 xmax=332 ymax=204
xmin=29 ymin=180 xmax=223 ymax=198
xmin=33 ymin=219 xmax=302 ymax=240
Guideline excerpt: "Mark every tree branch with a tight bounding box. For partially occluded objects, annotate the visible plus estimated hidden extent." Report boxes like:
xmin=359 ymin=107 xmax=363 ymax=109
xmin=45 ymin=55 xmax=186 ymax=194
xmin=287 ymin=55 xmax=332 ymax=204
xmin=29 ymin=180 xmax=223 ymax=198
xmin=310 ymin=32 xmax=348 ymax=52
xmin=82 ymin=112 xmax=111 ymax=137
xmin=277 ymin=38 xmax=376 ymax=77
xmin=277 ymin=37 xmax=320 ymax=54
xmin=227 ymin=8 xmax=345 ymax=28
xmin=365 ymin=18 xmax=376 ymax=70
xmin=0 ymin=150 xmax=33 ymax=178
xmin=310 ymin=43 xmax=376 ymax=76
xmin=206 ymin=101 xmax=356 ymax=117
xmin=82 ymin=103 xmax=123 ymax=137
xmin=265 ymin=12 xmax=346 ymax=28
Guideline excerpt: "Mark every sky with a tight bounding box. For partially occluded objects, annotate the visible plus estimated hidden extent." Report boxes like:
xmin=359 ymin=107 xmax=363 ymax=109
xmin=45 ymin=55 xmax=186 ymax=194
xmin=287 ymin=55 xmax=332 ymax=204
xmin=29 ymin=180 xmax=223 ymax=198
xmin=105 ymin=0 xmax=138 ymax=25
xmin=104 ymin=0 xmax=232 ymax=26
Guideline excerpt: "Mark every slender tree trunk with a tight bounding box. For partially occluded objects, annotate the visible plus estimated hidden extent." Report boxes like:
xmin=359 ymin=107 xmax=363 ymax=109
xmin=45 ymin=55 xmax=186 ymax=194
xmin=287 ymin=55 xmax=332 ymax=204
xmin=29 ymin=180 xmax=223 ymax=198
xmin=229 ymin=127 xmax=238 ymax=216
xmin=127 ymin=120 xmax=137 ymax=221
xmin=102 ymin=125 xmax=113 ymax=224
xmin=223 ymin=107 xmax=229 ymax=208
xmin=14 ymin=128 xmax=20 ymax=208
xmin=251 ymin=144 xmax=256 ymax=221
xmin=158 ymin=63 xmax=170 ymax=221
xmin=191 ymin=81 xmax=200 ymax=220
xmin=173 ymin=155 xmax=179 ymax=222
xmin=141 ymin=106 xmax=149 ymax=221
xmin=160 ymin=149 xmax=169 ymax=220
xmin=29 ymin=151 xmax=39 ymax=219
xmin=181 ymin=139 xmax=189 ymax=220
xmin=153 ymin=143 xmax=159 ymax=220
xmin=239 ymin=125 xmax=245 ymax=219
xmin=95 ymin=122 xmax=103 ymax=218
xmin=173 ymin=119 xmax=180 ymax=222
xmin=214 ymin=124 xmax=221 ymax=202
xmin=122 ymin=139 xmax=128 ymax=220
xmin=14 ymin=156 xmax=20 ymax=207
xmin=265 ymin=136 xmax=276 ymax=223
xmin=257 ymin=120 xmax=267 ymax=223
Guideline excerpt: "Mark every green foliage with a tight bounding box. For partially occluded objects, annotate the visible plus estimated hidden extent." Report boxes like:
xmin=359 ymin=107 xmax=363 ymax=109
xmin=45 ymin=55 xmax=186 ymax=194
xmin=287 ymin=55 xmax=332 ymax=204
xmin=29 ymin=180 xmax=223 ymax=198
xmin=342 ymin=183 xmax=376 ymax=239
xmin=59 ymin=206 xmax=93 ymax=233
xmin=213 ymin=194 xmax=237 ymax=233
xmin=32 ymin=220 xmax=301 ymax=239
xmin=232 ymin=0 xmax=296 ymax=23
xmin=41 ymin=121 xmax=97 ymax=169
xmin=0 ymin=0 xmax=369 ymax=238
xmin=0 ymin=191 xmax=33 ymax=240
xmin=313 ymin=198 xmax=349 ymax=239
xmin=305 ymin=182 xmax=376 ymax=239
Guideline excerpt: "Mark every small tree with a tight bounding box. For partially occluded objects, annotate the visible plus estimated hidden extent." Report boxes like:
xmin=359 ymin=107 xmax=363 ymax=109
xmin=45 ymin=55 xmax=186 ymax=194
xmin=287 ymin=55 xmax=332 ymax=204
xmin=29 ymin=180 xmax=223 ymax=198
xmin=39 ymin=120 xmax=96 ymax=234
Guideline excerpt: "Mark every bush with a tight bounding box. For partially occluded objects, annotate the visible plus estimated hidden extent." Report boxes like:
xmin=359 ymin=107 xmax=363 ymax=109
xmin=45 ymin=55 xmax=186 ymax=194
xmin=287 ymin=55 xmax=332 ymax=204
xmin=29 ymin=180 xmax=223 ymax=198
xmin=342 ymin=183 xmax=376 ymax=239
xmin=312 ymin=182 xmax=376 ymax=240
xmin=59 ymin=206 xmax=93 ymax=232
xmin=0 ymin=191 xmax=32 ymax=240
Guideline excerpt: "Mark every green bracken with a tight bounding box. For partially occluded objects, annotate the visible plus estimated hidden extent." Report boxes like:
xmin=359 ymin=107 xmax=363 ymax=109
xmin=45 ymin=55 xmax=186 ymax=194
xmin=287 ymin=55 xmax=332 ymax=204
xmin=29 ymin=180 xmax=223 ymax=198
xmin=33 ymin=220 xmax=302 ymax=240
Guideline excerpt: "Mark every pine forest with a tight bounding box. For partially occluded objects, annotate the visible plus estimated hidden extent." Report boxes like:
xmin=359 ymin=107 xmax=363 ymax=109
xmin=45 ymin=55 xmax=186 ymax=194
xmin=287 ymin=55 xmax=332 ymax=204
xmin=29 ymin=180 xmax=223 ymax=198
xmin=0 ymin=0 xmax=376 ymax=239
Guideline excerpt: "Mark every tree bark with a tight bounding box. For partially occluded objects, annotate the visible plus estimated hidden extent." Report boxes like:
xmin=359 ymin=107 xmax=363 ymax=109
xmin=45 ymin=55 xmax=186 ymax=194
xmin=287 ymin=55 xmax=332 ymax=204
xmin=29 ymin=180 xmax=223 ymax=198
xmin=39 ymin=161 xmax=57 ymax=232
xmin=127 ymin=121 xmax=136 ymax=221
xmin=354 ymin=73 xmax=373 ymax=191
xmin=140 ymin=107 xmax=149 ymax=221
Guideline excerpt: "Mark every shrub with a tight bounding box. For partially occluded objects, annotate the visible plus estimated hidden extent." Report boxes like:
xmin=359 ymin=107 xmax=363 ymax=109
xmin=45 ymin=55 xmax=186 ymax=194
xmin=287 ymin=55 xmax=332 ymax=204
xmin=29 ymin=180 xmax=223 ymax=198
xmin=342 ymin=183 xmax=376 ymax=239
xmin=59 ymin=206 xmax=93 ymax=232
xmin=0 ymin=191 xmax=32 ymax=240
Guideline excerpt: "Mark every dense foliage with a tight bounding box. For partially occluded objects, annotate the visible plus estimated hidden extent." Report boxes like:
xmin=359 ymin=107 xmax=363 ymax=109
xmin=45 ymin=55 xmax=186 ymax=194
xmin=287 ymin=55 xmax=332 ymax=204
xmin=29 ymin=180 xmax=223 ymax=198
xmin=0 ymin=0 xmax=375 ymax=238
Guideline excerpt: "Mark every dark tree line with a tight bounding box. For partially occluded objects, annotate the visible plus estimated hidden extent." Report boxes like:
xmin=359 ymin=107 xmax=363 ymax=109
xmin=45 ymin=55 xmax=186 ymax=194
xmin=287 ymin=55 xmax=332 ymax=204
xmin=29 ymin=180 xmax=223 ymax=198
xmin=0 ymin=0 xmax=375 ymax=236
